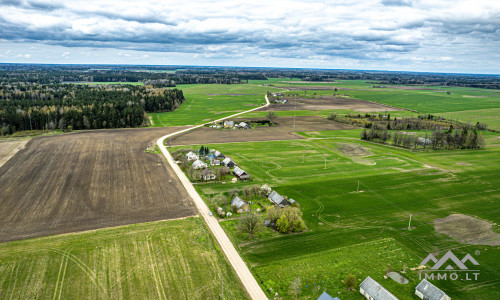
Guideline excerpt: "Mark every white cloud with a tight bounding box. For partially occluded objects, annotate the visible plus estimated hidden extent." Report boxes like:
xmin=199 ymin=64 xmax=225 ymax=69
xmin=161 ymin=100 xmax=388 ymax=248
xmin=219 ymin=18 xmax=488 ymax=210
xmin=0 ymin=0 xmax=498 ymax=73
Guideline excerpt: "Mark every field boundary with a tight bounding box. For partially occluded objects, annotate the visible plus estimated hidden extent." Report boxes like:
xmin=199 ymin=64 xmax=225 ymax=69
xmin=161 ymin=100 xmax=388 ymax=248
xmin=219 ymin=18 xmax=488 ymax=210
xmin=157 ymin=95 xmax=270 ymax=300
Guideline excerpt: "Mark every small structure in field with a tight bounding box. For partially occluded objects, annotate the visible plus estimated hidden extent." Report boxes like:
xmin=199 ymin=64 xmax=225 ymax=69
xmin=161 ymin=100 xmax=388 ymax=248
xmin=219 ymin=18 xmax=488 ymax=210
xmin=317 ymin=291 xmax=340 ymax=300
xmin=224 ymin=120 xmax=234 ymax=128
xmin=231 ymin=196 xmax=250 ymax=213
xmin=268 ymin=191 xmax=290 ymax=208
xmin=274 ymin=99 xmax=288 ymax=104
xmin=233 ymin=166 xmax=250 ymax=180
xmin=359 ymin=276 xmax=398 ymax=300
xmin=415 ymin=279 xmax=450 ymax=300
xmin=289 ymin=198 xmax=297 ymax=206
xmin=222 ymin=157 xmax=236 ymax=168
xmin=192 ymin=159 xmax=207 ymax=170
xmin=199 ymin=168 xmax=216 ymax=181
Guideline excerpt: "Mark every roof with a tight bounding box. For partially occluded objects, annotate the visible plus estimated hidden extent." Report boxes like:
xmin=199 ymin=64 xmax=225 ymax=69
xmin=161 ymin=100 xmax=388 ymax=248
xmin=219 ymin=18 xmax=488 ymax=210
xmin=200 ymin=168 xmax=215 ymax=176
xmin=359 ymin=276 xmax=398 ymax=300
xmin=239 ymin=122 xmax=248 ymax=127
xmin=317 ymin=291 xmax=340 ymax=300
xmin=224 ymin=120 xmax=234 ymax=126
xmin=186 ymin=151 xmax=196 ymax=156
xmin=289 ymin=198 xmax=297 ymax=205
xmin=415 ymin=279 xmax=448 ymax=300
xmin=268 ymin=191 xmax=285 ymax=205
xmin=233 ymin=166 xmax=248 ymax=177
xmin=222 ymin=157 xmax=233 ymax=164
xmin=192 ymin=159 xmax=207 ymax=168
xmin=231 ymin=196 xmax=247 ymax=209
xmin=214 ymin=150 xmax=223 ymax=157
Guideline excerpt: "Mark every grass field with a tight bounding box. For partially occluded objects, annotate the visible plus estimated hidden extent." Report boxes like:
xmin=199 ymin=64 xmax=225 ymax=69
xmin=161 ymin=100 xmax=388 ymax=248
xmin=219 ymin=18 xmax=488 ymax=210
xmin=185 ymin=129 xmax=500 ymax=299
xmin=69 ymin=81 xmax=145 ymax=85
xmin=149 ymin=84 xmax=273 ymax=126
xmin=439 ymin=107 xmax=500 ymax=131
xmin=0 ymin=218 xmax=247 ymax=299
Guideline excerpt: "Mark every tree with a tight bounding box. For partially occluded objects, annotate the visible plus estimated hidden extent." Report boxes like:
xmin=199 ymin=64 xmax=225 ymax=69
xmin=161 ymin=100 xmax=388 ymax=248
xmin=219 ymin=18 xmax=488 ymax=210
xmin=228 ymin=188 xmax=239 ymax=199
xmin=260 ymin=184 xmax=272 ymax=196
xmin=266 ymin=111 xmax=278 ymax=124
xmin=236 ymin=213 xmax=262 ymax=238
xmin=344 ymin=274 xmax=357 ymax=291
xmin=276 ymin=214 xmax=290 ymax=233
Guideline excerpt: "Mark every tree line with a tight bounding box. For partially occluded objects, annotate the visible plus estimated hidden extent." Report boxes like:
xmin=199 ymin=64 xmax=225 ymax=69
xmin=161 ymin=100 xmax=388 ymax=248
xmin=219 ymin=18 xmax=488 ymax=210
xmin=0 ymin=84 xmax=185 ymax=134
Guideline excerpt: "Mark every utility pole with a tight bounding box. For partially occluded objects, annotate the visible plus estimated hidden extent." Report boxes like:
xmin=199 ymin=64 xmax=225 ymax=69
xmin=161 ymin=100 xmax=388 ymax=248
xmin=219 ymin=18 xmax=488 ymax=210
xmin=408 ymin=214 xmax=412 ymax=231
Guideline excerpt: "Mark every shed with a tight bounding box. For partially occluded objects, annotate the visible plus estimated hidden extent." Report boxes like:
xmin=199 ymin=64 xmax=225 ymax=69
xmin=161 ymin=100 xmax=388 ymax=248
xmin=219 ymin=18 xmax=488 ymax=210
xmin=233 ymin=166 xmax=250 ymax=180
xmin=211 ymin=159 xmax=221 ymax=166
xmin=415 ymin=279 xmax=450 ymax=300
xmin=214 ymin=150 xmax=225 ymax=159
xmin=289 ymin=198 xmax=298 ymax=206
xmin=231 ymin=196 xmax=250 ymax=213
xmin=192 ymin=159 xmax=207 ymax=170
xmin=359 ymin=276 xmax=399 ymax=300
xmin=224 ymin=120 xmax=234 ymax=128
xmin=222 ymin=157 xmax=235 ymax=168
xmin=239 ymin=122 xmax=249 ymax=129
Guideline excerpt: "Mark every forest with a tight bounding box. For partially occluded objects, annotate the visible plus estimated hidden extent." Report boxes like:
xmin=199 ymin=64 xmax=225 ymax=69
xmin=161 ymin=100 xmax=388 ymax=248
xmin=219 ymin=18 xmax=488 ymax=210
xmin=0 ymin=83 xmax=185 ymax=134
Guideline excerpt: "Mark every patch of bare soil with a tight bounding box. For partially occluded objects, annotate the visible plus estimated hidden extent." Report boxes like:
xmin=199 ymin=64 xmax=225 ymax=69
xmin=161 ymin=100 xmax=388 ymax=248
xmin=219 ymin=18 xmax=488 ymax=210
xmin=434 ymin=214 xmax=500 ymax=246
xmin=0 ymin=139 xmax=29 ymax=168
xmin=169 ymin=116 xmax=355 ymax=145
xmin=386 ymin=86 xmax=441 ymax=90
xmin=0 ymin=127 xmax=197 ymax=243
xmin=338 ymin=143 xmax=373 ymax=157
xmin=262 ymin=96 xmax=403 ymax=112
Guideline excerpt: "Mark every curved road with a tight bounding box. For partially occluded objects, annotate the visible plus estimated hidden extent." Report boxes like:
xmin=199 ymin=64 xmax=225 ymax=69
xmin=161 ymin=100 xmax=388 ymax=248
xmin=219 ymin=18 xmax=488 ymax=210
xmin=157 ymin=95 xmax=270 ymax=300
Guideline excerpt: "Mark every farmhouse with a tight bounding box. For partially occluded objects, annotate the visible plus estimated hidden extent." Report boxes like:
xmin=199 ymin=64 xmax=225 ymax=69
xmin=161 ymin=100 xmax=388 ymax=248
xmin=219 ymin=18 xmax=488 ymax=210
xmin=231 ymin=196 xmax=250 ymax=213
xmin=186 ymin=151 xmax=199 ymax=161
xmin=317 ymin=291 xmax=340 ymax=300
xmin=268 ymin=191 xmax=290 ymax=207
xmin=233 ymin=166 xmax=250 ymax=180
xmin=199 ymin=169 xmax=216 ymax=181
xmin=192 ymin=159 xmax=207 ymax=169
xmin=415 ymin=279 xmax=450 ymax=300
xmin=222 ymin=157 xmax=236 ymax=168
xmin=359 ymin=276 xmax=399 ymax=300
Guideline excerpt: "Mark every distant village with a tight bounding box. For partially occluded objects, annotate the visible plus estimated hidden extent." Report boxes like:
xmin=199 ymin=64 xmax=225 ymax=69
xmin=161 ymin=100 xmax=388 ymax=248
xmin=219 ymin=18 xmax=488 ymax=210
xmin=207 ymin=119 xmax=272 ymax=130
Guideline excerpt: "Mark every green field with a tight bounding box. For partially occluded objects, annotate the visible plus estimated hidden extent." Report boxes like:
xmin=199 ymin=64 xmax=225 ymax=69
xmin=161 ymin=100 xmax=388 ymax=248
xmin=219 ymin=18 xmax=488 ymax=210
xmin=69 ymin=81 xmax=145 ymax=85
xmin=149 ymin=84 xmax=274 ymax=126
xmin=439 ymin=107 xmax=500 ymax=131
xmin=0 ymin=218 xmax=246 ymax=299
xmin=187 ymin=128 xmax=500 ymax=299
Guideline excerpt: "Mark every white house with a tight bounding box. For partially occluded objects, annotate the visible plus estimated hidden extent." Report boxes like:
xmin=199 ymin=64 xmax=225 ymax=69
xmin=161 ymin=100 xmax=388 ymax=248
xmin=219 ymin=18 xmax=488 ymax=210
xmin=192 ymin=159 xmax=207 ymax=169
xmin=186 ymin=151 xmax=199 ymax=161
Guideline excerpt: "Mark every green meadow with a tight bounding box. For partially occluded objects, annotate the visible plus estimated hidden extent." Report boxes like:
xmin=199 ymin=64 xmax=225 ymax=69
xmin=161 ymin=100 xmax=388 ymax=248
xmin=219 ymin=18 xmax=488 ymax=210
xmin=0 ymin=218 xmax=246 ymax=300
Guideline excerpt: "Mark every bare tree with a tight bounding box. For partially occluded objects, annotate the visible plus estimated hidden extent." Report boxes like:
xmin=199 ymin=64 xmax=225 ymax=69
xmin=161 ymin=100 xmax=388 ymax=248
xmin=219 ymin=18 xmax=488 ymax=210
xmin=266 ymin=112 xmax=278 ymax=124
xmin=289 ymin=277 xmax=301 ymax=299
xmin=236 ymin=213 xmax=262 ymax=238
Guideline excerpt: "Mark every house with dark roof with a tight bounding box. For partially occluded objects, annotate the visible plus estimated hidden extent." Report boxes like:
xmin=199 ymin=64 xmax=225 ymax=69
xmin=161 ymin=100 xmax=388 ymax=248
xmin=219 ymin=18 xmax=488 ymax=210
xmin=415 ymin=279 xmax=450 ymax=300
xmin=222 ymin=157 xmax=235 ymax=168
xmin=213 ymin=150 xmax=225 ymax=159
xmin=231 ymin=196 xmax=249 ymax=213
xmin=268 ymin=191 xmax=290 ymax=207
xmin=359 ymin=276 xmax=399 ymax=300
xmin=317 ymin=291 xmax=340 ymax=300
xmin=233 ymin=166 xmax=250 ymax=180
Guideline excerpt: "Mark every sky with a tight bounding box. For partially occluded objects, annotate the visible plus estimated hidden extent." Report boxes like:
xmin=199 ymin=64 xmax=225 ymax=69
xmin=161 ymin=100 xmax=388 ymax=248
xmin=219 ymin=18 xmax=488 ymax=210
xmin=0 ymin=0 xmax=499 ymax=74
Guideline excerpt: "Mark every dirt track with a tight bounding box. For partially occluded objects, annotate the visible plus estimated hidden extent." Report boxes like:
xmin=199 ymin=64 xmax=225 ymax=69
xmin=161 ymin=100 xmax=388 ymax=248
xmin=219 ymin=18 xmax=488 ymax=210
xmin=169 ymin=116 xmax=355 ymax=145
xmin=0 ymin=127 xmax=197 ymax=242
xmin=264 ymin=96 xmax=402 ymax=112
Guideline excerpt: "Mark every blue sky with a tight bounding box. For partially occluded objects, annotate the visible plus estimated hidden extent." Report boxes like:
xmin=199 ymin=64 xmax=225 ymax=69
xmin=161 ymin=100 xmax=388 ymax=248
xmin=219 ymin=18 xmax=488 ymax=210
xmin=1 ymin=0 xmax=499 ymax=74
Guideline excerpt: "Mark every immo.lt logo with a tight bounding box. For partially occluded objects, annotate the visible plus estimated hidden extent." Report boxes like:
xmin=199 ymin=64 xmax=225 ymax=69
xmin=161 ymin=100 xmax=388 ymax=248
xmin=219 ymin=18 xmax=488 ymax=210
xmin=418 ymin=250 xmax=480 ymax=281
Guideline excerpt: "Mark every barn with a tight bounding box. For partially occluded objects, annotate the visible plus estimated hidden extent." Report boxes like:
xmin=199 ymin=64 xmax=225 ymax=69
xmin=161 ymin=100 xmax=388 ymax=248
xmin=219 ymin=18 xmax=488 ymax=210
xmin=233 ymin=166 xmax=250 ymax=180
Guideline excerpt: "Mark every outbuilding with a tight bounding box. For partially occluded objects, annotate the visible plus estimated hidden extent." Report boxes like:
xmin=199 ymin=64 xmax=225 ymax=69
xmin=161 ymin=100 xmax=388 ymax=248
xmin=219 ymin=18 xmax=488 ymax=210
xmin=222 ymin=157 xmax=236 ymax=168
xmin=231 ymin=196 xmax=250 ymax=213
xmin=233 ymin=166 xmax=250 ymax=180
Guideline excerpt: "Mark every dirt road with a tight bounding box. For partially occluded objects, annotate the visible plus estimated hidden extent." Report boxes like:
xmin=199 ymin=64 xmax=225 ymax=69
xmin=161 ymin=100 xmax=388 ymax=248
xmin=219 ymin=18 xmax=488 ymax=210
xmin=157 ymin=97 xmax=269 ymax=300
